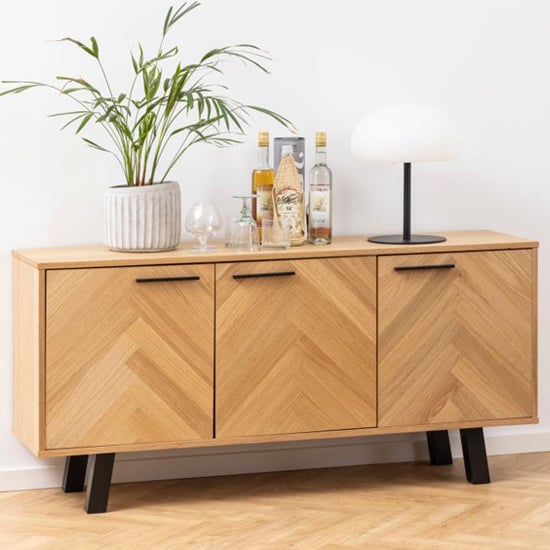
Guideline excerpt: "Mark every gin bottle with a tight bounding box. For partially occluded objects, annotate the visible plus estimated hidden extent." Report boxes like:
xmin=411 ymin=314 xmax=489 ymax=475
xmin=308 ymin=132 xmax=332 ymax=244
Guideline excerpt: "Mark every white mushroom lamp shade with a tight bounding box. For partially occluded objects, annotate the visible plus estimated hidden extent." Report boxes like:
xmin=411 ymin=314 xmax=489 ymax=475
xmin=351 ymin=104 xmax=463 ymax=244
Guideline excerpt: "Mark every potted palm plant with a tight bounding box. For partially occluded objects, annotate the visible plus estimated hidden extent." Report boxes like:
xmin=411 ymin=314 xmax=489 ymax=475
xmin=1 ymin=1 xmax=292 ymax=251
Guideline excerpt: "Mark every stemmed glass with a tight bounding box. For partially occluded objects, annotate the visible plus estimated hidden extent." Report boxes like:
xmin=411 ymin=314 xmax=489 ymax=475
xmin=185 ymin=201 xmax=222 ymax=253
xmin=231 ymin=195 xmax=260 ymax=251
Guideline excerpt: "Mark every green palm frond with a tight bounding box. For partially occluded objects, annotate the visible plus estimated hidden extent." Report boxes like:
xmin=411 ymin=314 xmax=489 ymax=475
xmin=0 ymin=1 xmax=294 ymax=186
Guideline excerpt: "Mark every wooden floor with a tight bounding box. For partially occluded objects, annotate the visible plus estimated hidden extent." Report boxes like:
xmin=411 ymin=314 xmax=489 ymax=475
xmin=1 ymin=452 xmax=550 ymax=549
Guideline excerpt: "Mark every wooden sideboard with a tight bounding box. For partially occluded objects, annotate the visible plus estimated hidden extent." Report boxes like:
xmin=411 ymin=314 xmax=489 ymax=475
xmin=12 ymin=230 xmax=538 ymax=513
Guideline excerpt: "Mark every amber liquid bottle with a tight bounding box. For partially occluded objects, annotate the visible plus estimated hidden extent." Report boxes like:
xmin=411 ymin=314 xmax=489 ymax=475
xmin=252 ymin=131 xmax=275 ymax=237
xmin=308 ymin=132 xmax=333 ymax=244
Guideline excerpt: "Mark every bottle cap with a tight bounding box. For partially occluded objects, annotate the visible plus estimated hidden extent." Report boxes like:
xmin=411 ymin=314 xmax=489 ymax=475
xmin=258 ymin=131 xmax=269 ymax=146
xmin=315 ymin=132 xmax=327 ymax=147
xmin=281 ymin=144 xmax=294 ymax=156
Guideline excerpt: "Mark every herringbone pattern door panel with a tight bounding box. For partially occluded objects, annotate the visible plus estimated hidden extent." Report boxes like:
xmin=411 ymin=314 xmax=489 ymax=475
xmin=378 ymin=250 xmax=533 ymax=427
xmin=216 ymin=257 xmax=376 ymax=438
xmin=46 ymin=265 xmax=214 ymax=449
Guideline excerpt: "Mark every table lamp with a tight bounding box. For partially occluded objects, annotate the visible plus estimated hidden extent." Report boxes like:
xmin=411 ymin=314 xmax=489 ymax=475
xmin=351 ymin=104 xmax=462 ymax=244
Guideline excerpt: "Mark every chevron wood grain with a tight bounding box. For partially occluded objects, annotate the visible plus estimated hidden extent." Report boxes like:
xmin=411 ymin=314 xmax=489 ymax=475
xmin=1 ymin=452 xmax=550 ymax=548
xmin=215 ymin=257 xmax=377 ymax=438
xmin=45 ymin=265 xmax=215 ymax=449
xmin=378 ymin=250 xmax=534 ymax=427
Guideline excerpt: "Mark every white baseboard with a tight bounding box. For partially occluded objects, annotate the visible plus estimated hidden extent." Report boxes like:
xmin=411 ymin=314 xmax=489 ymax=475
xmin=1 ymin=430 xmax=549 ymax=492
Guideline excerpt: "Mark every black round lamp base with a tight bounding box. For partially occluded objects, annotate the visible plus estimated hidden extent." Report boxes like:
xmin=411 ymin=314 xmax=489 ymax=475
xmin=368 ymin=234 xmax=447 ymax=245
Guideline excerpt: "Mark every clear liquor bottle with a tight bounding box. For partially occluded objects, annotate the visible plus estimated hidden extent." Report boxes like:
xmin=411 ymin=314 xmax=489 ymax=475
xmin=308 ymin=132 xmax=332 ymax=244
xmin=251 ymin=131 xmax=275 ymax=237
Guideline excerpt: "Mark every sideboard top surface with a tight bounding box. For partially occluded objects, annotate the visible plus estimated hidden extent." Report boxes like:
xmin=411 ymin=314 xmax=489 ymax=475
xmin=12 ymin=230 xmax=538 ymax=269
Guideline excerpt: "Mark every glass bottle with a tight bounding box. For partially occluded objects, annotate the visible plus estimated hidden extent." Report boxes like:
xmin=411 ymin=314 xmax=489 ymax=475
xmin=251 ymin=131 xmax=275 ymax=238
xmin=308 ymin=132 xmax=332 ymax=244
xmin=272 ymin=145 xmax=306 ymax=246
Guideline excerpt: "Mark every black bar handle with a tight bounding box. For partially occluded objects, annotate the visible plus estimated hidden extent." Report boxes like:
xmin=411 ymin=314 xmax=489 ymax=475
xmin=233 ymin=271 xmax=296 ymax=280
xmin=135 ymin=275 xmax=201 ymax=283
xmin=394 ymin=264 xmax=455 ymax=272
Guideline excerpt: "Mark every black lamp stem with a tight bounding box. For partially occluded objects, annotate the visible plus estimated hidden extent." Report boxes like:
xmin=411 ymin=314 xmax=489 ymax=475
xmin=366 ymin=160 xmax=446 ymax=245
xmin=403 ymin=162 xmax=411 ymax=241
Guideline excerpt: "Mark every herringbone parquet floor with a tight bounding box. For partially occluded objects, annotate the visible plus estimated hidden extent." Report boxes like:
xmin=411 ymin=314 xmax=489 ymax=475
xmin=1 ymin=452 xmax=550 ymax=549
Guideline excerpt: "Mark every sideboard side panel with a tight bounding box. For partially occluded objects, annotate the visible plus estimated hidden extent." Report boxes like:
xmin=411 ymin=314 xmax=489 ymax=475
xmin=531 ymin=247 xmax=538 ymax=420
xmin=12 ymin=259 xmax=44 ymax=454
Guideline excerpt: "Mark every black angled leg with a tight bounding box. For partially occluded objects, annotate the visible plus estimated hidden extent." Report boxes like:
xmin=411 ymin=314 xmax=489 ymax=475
xmin=85 ymin=453 xmax=115 ymax=514
xmin=460 ymin=428 xmax=491 ymax=484
xmin=426 ymin=430 xmax=453 ymax=465
xmin=62 ymin=455 xmax=89 ymax=493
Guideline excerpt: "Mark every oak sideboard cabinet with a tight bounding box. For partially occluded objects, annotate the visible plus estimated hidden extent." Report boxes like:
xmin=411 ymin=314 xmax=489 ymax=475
xmin=13 ymin=231 xmax=538 ymax=513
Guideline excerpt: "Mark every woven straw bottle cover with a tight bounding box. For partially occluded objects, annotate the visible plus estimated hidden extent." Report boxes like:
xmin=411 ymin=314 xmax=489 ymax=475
xmin=272 ymin=153 xmax=307 ymax=246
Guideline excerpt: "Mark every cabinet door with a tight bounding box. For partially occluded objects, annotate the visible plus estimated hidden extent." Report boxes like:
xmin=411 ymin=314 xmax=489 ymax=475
xmin=378 ymin=250 xmax=534 ymax=428
xmin=216 ymin=257 xmax=376 ymax=438
xmin=46 ymin=265 xmax=214 ymax=449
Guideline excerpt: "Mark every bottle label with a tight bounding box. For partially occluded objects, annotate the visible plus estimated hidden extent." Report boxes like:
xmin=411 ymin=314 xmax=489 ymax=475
xmin=309 ymin=190 xmax=331 ymax=227
xmin=256 ymin=185 xmax=273 ymax=226
xmin=275 ymin=187 xmax=305 ymax=239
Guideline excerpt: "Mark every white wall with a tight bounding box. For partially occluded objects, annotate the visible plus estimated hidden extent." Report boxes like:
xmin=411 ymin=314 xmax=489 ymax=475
xmin=1 ymin=0 xmax=549 ymax=490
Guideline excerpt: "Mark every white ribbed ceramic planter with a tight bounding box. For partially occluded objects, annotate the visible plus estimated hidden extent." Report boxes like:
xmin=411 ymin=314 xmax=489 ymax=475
xmin=104 ymin=181 xmax=181 ymax=252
